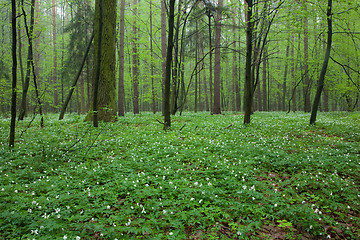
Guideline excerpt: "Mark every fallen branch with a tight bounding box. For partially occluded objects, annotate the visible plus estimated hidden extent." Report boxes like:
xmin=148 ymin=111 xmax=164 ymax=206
xmin=156 ymin=119 xmax=164 ymax=125
xmin=179 ymin=124 xmax=186 ymax=132
xmin=224 ymin=123 xmax=234 ymax=129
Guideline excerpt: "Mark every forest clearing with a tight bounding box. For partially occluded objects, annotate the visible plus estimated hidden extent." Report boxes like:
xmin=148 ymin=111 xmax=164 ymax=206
xmin=1 ymin=112 xmax=359 ymax=239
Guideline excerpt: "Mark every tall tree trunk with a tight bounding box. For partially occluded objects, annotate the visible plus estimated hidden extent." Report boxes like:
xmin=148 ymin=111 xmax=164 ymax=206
xmin=303 ymin=3 xmax=311 ymax=112
xmin=207 ymin=13 xmax=213 ymax=114
xmin=85 ymin=0 xmax=91 ymax=112
xmin=79 ymin=66 xmax=85 ymax=114
xmin=262 ymin=48 xmax=267 ymax=111
xmin=87 ymin=0 xmax=117 ymax=124
xmin=236 ymin=44 xmax=242 ymax=112
xmin=92 ymin=0 xmax=103 ymax=127
xmin=243 ymin=0 xmax=254 ymax=124
xmin=18 ymin=20 xmax=24 ymax=97
xmin=161 ymin=0 xmax=167 ymax=115
xmin=150 ymin=0 xmax=156 ymax=114
xmin=34 ymin=0 xmax=40 ymax=88
xmin=170 ymin=4 xmax=181 ymax=115
xmin=310 ymin=0 xmax=332 ymax=124
xmin=9 ymin=0 xmax=17 ymax=147
xmin=200 ymin=31 xmax=209 ymax=112
xmin=194 ymin=22 xmax=198 ymax=113
xmin=213 ymin=0 xmax=223 ymax=114
xmin=164 ymin=0 xmax=175 ymax=129
xmin=291 ymin=34 xmax=296 ymax=112
xmin=18 ymin=0 xmax=35 ymax=120
xmin=232 ymin=13 xmax=238 ymax=112
xmin=282 ymin=43 xmax=290 ymax=111
xmin=132 ymin=0 xmax=139 ymax=114
xmin=118 ymin=0 xmax=125 ymax=116
xmin=52 ymin=0 xmax=58 ymax=111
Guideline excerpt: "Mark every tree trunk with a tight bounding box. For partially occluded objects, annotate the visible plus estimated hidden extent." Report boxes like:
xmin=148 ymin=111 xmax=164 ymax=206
xmin=150 ymin=0 xmax=156 ymax=114
xmin=9 ymin=0 xmax=17 ymax=147
xmin=291 ymin=34 xmax=296 ymax=112
xmin=194 ymin=21 xmax=198 ymax=113
xmin=52 ymin=0 xmax=58 ymax=111
xmin=236 ymin=44 xmax=242 ymax=112
xmin=310 ymin=0 xmax=332 ymax=124
xmin=79 ymin=69 xmax=85 ymax=114
xmin=18 ymin=0 xmax=35 ymax=120
xmin=170 ymin=5 xmax=181 ymax=115
xmin=85 ymin=0 xmax=91 ymax=112
xmin=262 ymin=48 xmax=267 ymax=111
xmin=303 ymin=3 xmax=311 ymax=113
xmin=232 ymin=13 xmax=237 ymax=112
xmin=132 ymin=0 xmax=139 ymax=114
xmin=87 ymin=0 xmax=117 ymax=124
xmin=213 ymin=0 xmax=223 ymax=114
xmin=199 ymin=31 xmax=208 ymax=112
xmin=161 ymin=0 xmax=167 ymax=115
xmin=243 ymin=0 xmax=254 ymax=124
xmin=164 ymin=0 xmax=175 ymax=129
xmin=207 ymin=13 xmax=213 ymax=114
xmin=118 ymin=0 xmax=125 ymax=116
xmin=18 ymin=20 xmax=24 ymax=98
xmin=282 ymin=43 xmax=290 ymax=111
xmin=34 ymin=0 xmax=40 ymax=88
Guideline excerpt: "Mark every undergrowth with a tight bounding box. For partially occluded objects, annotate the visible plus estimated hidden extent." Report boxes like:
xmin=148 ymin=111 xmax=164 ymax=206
xmin=0 ymin=112 xmax=359 ymax=239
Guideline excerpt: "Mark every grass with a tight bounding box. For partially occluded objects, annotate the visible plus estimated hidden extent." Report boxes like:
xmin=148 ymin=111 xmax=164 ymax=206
xmin=0 ymin=111 xmax=359 ymax=239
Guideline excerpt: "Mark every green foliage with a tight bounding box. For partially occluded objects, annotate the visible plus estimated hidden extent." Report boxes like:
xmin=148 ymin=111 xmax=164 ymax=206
xmin=0 ymin=112 xmax=359 ymax=239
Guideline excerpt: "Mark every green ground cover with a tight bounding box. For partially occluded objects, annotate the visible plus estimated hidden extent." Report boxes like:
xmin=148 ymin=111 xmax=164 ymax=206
xmin=0 ymin=112 xmax=359 ymax=239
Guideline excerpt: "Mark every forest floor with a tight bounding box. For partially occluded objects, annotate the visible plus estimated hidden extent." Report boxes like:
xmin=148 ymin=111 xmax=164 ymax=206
xmin=0 ymin=112 xmax=359 ymax=239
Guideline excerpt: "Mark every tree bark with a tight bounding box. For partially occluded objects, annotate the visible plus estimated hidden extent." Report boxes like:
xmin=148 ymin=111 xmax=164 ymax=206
xmin=310 ymin=0 xmax=332 ymax=124
xmin=194 ymin=21 xmax=198 ymax=113
xmin=86 ymin=0 xmax=117 ymax=124
xmin=118 ymin=0 xmax=126 ymax=116
xmin=161 ymin=0 xmax=167 ymax=115
xmin=18 ymin=0 xmax=35 ymax=120
xmin=213 ymin=0 xmax=223 ymax=114
xmin=232 ymin=13 xmax=238 ymax=112
xmin=34 ymin=0 xmax=40 ymax=88
xmin=52 ymin=0 xmax=58 ymax=111
xmin=282 ymin=43 xmax=290 ymax=111
xmin=93 ymin=0 xmax=103 ymax=127
xmin=243 ymin=0 xmax=254 ymax=124
xmin=132 ymin=0 xmax=139 ymax=114
xmin=207 ymin=13 xmax=213 ymax=114
xmin=303 ymin=2 xmax=311 ymax=112
xmin=9 ymin=0 xmax=17 ymax=148
xmin=262 ymin=48 xmax=267 ymax=111
xmin=79 ymin=67 xmax=85 ymax=114
xmin=199 ymin=31 xmax=209 ymax=111
xmin=164 ymin=0 xmax=175 ymax=129
xmin=150 ymin=0 xmax=156 ymax=114
xmin=291 ymin=34 xmax=296 ymax=112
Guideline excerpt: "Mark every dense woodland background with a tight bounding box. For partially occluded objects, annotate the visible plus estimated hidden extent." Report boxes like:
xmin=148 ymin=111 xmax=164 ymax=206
xmin=1 ymin=0 xmax=360 ymax=119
